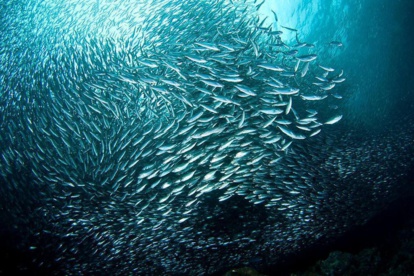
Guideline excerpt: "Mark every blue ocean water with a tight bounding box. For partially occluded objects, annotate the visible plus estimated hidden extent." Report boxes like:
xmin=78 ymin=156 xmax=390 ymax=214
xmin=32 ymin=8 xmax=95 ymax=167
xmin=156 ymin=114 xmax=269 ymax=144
xmin=0 ymin=0 xmax=413 ymax=275
xmin=263 ymin=0 xmax=414 ymax=130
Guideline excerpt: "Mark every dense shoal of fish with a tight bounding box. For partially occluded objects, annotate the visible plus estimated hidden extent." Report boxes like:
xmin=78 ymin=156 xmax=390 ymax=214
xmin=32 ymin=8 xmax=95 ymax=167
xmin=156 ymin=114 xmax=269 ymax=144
xmin=0 ymin=0 xmax=412 ymax=275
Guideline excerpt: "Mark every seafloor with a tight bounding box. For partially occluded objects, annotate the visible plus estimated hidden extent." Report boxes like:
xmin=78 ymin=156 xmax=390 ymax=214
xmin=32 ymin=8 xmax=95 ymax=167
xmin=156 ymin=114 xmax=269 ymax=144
xmin=224 ymin=192 xmax=414 ymax=276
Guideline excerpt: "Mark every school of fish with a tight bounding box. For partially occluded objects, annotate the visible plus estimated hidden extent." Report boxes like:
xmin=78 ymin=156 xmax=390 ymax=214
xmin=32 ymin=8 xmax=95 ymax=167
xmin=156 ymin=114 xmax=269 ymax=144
xmin=1 ymin=0 xmax=412 ymax=275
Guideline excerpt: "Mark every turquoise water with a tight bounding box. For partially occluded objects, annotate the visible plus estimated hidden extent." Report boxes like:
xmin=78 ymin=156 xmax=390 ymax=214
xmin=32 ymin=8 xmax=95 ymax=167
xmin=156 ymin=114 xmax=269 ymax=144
xmin=0 ymin=0 xmax=413 ymax=275
xmin=264 ymin=0 xmax=414 ymax=130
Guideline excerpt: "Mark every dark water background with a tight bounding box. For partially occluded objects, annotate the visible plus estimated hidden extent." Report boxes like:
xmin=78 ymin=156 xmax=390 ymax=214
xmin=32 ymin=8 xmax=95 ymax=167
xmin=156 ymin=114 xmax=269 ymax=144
xmin=260 ymin=0 xmax=414 ymax=274
xmin=269 ymin=0 xmax=414 ymax=273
